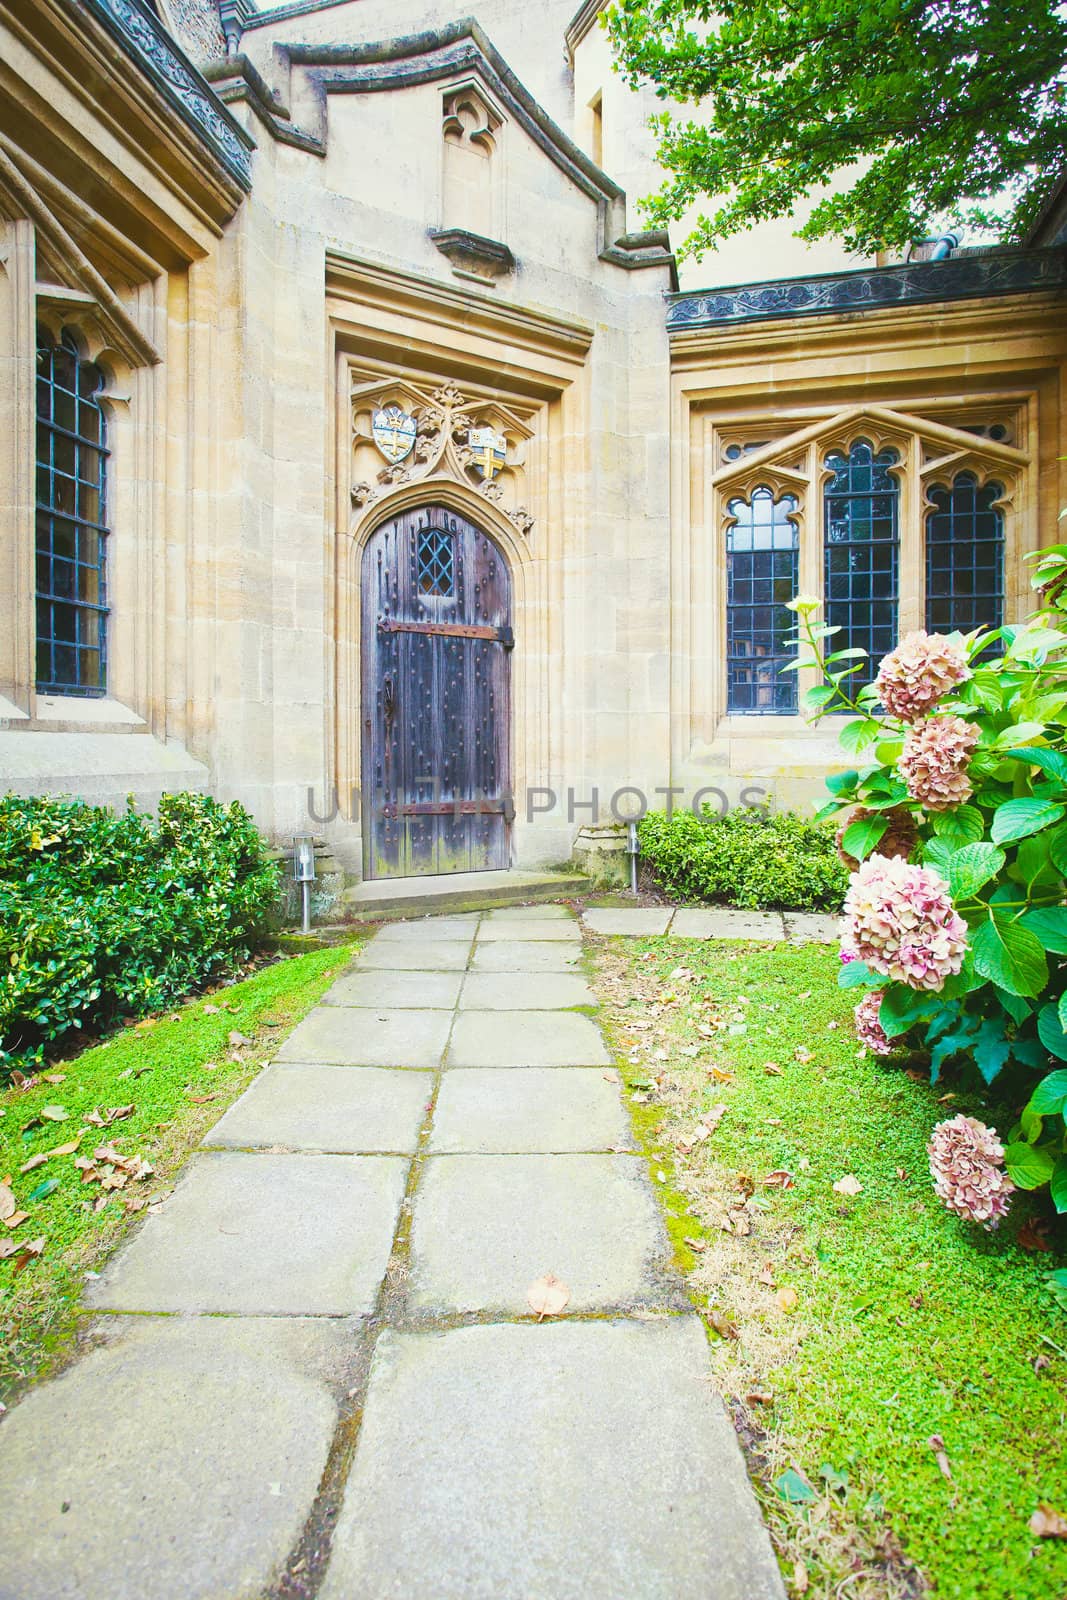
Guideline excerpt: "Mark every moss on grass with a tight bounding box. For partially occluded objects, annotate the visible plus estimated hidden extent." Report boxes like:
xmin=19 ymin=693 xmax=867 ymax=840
xmin=0 ymin=940 xmax=359 ymax=1398
xmin=591 ymin=934 xmax=1067 ymax=1600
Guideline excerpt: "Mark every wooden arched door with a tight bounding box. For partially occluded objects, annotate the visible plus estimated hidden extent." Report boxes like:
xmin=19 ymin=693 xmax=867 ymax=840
xmin=361 ymin=505 xmax=513 ymax=878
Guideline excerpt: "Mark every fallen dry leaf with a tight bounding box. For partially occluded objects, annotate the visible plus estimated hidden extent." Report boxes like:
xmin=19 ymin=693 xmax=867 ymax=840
xmin=228 ymin=1030 xmax=253 ymax=1048
xmin=776 ymin=1286 xmax=799 ymax=1313
xmin=683 ymin=1236 xmax=706 ymax=1253
xmin=0 ymin=1238 xmax=17 ymax=1259
xmin=527 ymin=1273 xmax=570 ymax=1321
xmin=1030 ymin=1504 xmax=1067 ymax=1539
xmin=1018 ymin=1216 xmax=1054 ymax=1253
xmin=794 ymin=1046 xmax=813 ymax=1064
xmin=85 ymin=1105 xmax=134 ymax=1128
xmin=4 ymin=1211 xmax=29 ymax=1230
xmin=0 ymin=1181 xmax=17 ymax=1220
xmin=762 ymin=1169 xmax=796 ymax=1190
xmin=747 ymin=1389 xmax=774 ymax=1406
xmin=927 ymin=1434 xmax=953 ymax=1482
xmin=11 ymin=1236 xmax=45 ymax=1274
xmin=758 ymin=1264 xmax=776 ymax=1287
xmin=20 ymin=1153 xmax=49 ymax=1173
xmin=39 ymin=1105 xmax=68 ymax=1122
xmin=833 ymin=1175 xmax=863 ymax=1197
xmin=708 ymin=1066 xmax=735 ymax=1083
xmin=792 ymin=1559 xmax=810 ymax=1595
xmin=41 ymin=1073 xmax=66 ymax=1085
xmin=706 ymin=1309 xmax=738 ymax=1340
xmin=202 ymin=1003 xmax=221 ymax=1014
xmin=763 ymin=1061 xmax=783 ymax=1076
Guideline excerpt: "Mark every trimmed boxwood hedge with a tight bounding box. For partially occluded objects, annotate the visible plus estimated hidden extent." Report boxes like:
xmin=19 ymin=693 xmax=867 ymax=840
xmin=1 ymin=792 xmax=279 ymax=1076
xmin=637 ymin=805 xmax=848 ymax=912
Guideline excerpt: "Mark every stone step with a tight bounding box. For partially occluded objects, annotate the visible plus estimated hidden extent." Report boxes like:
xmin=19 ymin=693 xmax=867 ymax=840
xmin=339 ymin=868 xmax=591 ymax=922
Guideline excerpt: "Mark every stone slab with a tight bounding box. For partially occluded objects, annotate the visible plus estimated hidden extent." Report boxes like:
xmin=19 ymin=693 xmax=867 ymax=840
xmin=320 ymin=1319 xmax=785 ymax=1600
xmin=373 ymin=915 xmax=481 ymax=941
xmin=86 ymin=1152 xmax=407 ymax=1315
xmin=448 ymin=1010 xmax=610 ymax=1067
xmin=276 ymin=1006 xmax=452 ymax=1068
xmin=784 ymin=912 xmax=840 ymax=944
xmin=582 ymin=907 xmax=675 ymax=936
xmin=482 ymin=904 xmax=573 ymax=920
xmin=406 ymin=1154 xmax=667 ymax=1313
xmin=355 ymin=940 xmax=472 ymax=971
xmin=476 ymin=922 xmax=581 ymax=942
xmin=322 ymin=968 xmax=464 ymax=1009
xmin=671 ymin=908 xmax=785 ymax=941
xmin=429 ymin=1068 xmax=631 ymax=1153
xmin=469 ymin=940 xmax=583 ymax=973
xmin=459 ymin=972 xmax=595 ymax=1011
xmin=0 ymin=1315 xmax=356 ymax=1600
xmin=203 ymin=1065 xmax=431 ymax=1153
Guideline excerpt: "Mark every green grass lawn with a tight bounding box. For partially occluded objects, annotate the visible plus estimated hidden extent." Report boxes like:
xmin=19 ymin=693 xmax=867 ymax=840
xmin=590 ymin=935 xmax=1067 ymax=1600
xmin=0 ymin=939 xmax=358 ymax=1398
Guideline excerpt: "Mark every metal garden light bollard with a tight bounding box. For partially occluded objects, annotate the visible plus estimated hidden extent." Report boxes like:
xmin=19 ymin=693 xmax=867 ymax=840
xmin=292 ymin=836 xmax=316 ymax=935
xmin=627 ymin=820 xmax=640 ymax=896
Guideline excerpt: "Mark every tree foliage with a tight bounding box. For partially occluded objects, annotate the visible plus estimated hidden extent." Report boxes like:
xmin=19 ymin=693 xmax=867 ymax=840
xmin=606 ymin=0 xmax=1067 ymax=256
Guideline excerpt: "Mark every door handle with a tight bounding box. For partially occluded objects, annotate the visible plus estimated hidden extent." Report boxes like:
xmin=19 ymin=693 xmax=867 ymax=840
xmin=382 ymin=677 xmax=397 ymax=723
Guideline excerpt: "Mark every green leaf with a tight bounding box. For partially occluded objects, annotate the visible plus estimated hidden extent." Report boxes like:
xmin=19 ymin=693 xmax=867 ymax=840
xmin=879 ymin=987 xmax=935 ymax=1040
xmin=947 ymin=842 xmax=1005 ymax=900
xmin=1052 ymin=1161 xmax=1067 ymax=1215
xmin=24 ymin=1176 xmax=61 ymax=1204
xmin=874 ymin=740 xmax=904 ymax=765
xmin=991 ymin=797 xmax=1066 ymax=845
xmin=1060 ymin=990 xmax=1067 ymax=1034
xmin=1020 ymin=906 xmax=1067 ymax=955
xmin=930 ymin=1024 xmax=979 ymax=1081
xmin=1050 ymin=825 xmax=1067 ymax=876
xmin=838 ymin=959 xmax=875 ymax=990
xmin=1013 ymin=833 xmax=1053 ymax=890
xmin=841 ymin=814 xmax=889 ymax=863
xmin=1004 ymin=1142 xmax=1056 ymax=1191
xmin=825 ymin=769 xmax=860 ymax=796
xmin=1003 ymin=746 xmax=1067 ymax=781
xmin=775 ymin=1468 xmax=818 ymax=1505
xmin=923 ymin=838 xmax=956 ymax=874
xmin=972 ymin=917 xmax=1048 ymax=997
xmin=1046 ymin=1268 xmax=1067 ymax=1312
xmin=1027 ymin=1068 xmax=1067 ymax=1116
xmin=973 ymin=1018 xmax=1012 ymax=1085
xmin=1038 ymin=1006 xmax=1067 ymax=1062
xmin=931 ymin=805 xmax=984 ymax=848
xmin=993 ymin=985 xmax=1030 ymax=1025
xmin=838 ymin=718 xmax=881 ymax=755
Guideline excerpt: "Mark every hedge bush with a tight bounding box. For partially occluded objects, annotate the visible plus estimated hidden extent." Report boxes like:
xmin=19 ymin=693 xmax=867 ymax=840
xmin=636 ymin=805 xmax=849 ymax=911
xmin=0 ymin=792 xmax=279 ymax=1076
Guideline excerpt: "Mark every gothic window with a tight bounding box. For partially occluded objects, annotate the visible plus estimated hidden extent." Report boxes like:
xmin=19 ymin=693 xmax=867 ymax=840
xmin=925 ymin=472 xmax=1004 ymax=636
xmin=35 ymin=327 xmax=108 ymax=695
xmin=725 ymin=488 xmax=799 ymax=714
xmin=823 ymin=441 xmax=899 ymax=692
xmin=416 ymin=526 xmax=455 ymax=597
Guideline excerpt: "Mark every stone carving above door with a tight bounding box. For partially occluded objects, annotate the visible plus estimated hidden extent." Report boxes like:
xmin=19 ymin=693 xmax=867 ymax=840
xmin=350 ymin=373 xmax=536 ymax=536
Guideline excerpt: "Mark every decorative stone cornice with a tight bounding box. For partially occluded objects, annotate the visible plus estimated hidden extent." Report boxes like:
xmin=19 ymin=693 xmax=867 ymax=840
xmin=79 ymin=0 xmax=255 ymax=189
xmin=564 ymin=0 xmax=607 ymax=63
xmin=667 ymin=248 xmax=1067 ymax=331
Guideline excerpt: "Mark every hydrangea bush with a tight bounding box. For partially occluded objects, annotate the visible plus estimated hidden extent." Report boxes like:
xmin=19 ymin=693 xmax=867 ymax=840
xmin=789 ymin=569 xmax=1067 ymax=1232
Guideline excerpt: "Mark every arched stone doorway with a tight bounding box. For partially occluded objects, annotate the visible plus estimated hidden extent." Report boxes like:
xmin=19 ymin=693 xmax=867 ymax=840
xmin=361 ymin=503 xmax=513 ymax=877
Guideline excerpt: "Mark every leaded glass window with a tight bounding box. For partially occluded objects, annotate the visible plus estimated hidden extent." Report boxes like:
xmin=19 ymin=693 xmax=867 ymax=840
xmin=925 ymin=472 xmax=1004 ymax=636
xmin=726 ymin=488 xmax=799 ymax=714
xmin=824 ymin=441 xmax=899 ymax=692
xmin=416 ymin=526 xmax=455 ymax=596
xmin=35 ymin=328 xmax=108 ymax=695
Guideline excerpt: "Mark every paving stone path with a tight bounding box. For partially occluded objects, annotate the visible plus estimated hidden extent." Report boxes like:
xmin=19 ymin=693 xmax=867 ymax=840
xmin=0 ymin=905 xmax=785 ymax=1600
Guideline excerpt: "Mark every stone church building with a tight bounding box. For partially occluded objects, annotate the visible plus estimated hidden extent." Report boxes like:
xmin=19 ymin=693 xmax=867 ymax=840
xmin=2 ymin=0 xmax=1065 ymax=887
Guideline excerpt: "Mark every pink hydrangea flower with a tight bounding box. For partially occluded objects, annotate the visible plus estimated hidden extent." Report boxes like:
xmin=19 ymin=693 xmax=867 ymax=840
xmin=898 ymin=715 xmax=979 ymax=810
xmin=836 ymin=805 xmax=918 ymax=871
xmin=875 ymin=631 xmax=971 ymax=722
xmin=854 ymin=991 xmax=892 ymax=1055
xmin=841 ymin=854 xmax=967 ymax=991
xmin=928 ymin=1114 xmax=1014 ymax=1229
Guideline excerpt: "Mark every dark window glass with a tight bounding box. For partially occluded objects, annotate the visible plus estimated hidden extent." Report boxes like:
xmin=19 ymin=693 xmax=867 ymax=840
xmin=35 ymin=328 xmax=109 ymax=695
xmin=823 ymin=441 xmax=899 ymax=693
xmin=925 ymin=472 xmax=1004 ymax=637
xmin=416 ymin=527 xmax=455 ymax=596
xmin=726 ymin=488 xmax=799 ymax=714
